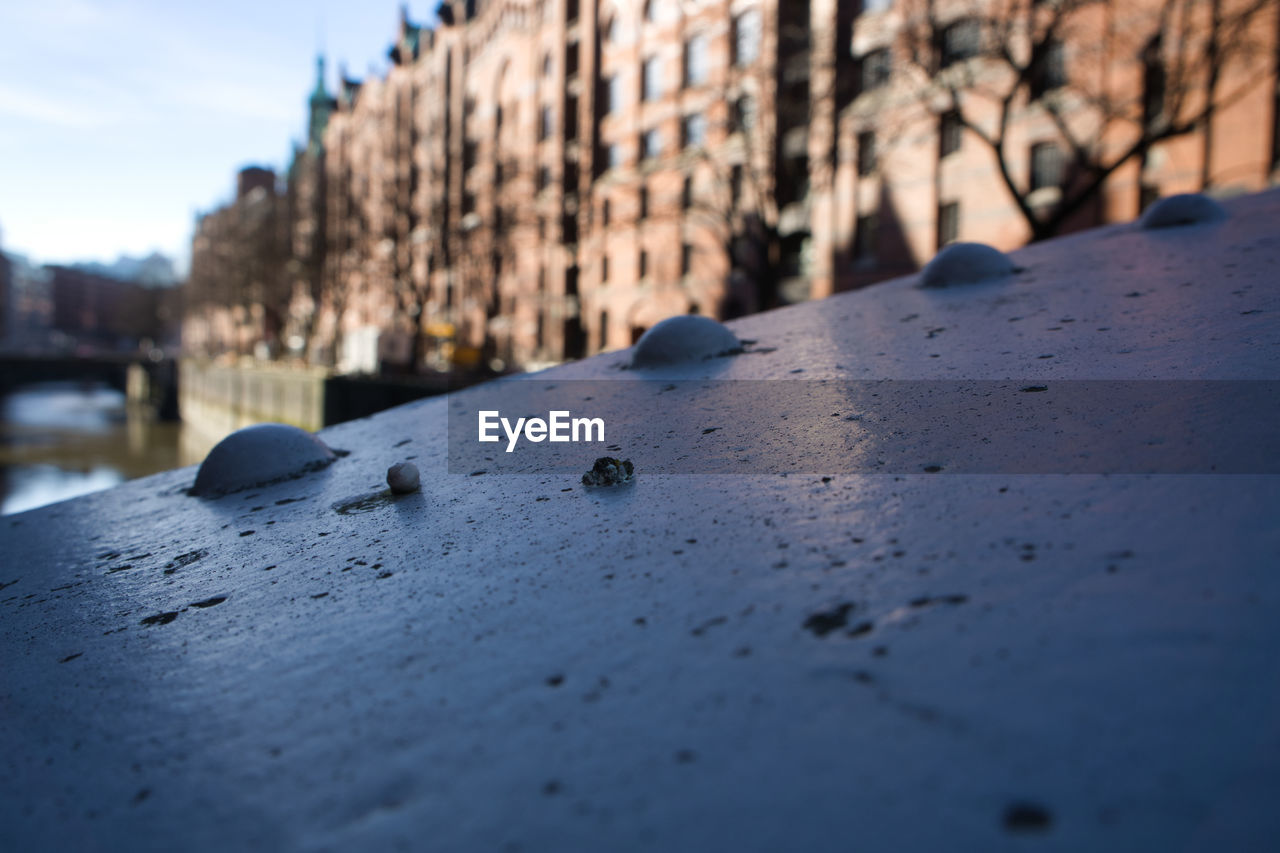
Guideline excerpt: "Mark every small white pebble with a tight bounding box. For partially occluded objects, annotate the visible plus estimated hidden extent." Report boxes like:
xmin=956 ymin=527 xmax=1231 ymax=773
xmin=386 ymin=462 xmax=420 ymax=494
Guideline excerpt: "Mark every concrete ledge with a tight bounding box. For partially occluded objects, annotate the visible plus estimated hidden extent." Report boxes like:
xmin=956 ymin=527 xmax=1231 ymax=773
xmin=2 ymin=190 xmax=1278 ymax=851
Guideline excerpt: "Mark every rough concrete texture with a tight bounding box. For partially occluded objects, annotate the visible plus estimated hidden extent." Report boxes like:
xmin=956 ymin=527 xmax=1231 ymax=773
xmin=2 ymin=189 xmax=1278 ymax=852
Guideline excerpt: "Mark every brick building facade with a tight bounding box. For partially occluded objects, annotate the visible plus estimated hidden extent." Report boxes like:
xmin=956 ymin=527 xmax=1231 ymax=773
xmin=185 ymin=0 xmax=1279 ymax=374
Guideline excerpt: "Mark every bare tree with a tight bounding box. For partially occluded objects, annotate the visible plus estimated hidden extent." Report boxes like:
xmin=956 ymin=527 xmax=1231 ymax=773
xmin=891 ymin=0 xmax=1276 ymax=241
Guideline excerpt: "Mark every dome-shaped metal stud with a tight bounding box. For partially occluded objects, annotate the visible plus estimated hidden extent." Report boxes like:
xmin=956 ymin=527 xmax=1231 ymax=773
xmin=192 ymin=423 xmax=336 ymax=497
xmin=1139 ymin=193 xmax=1228 ymax=229
xmin=630 ymin=315 xmax=741 ymax=367
xmin=920 ymin=242 xmax=1016 ymax=289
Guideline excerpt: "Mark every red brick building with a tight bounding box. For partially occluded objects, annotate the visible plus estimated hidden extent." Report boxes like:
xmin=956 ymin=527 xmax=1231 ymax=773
xmin=186 ymin=0 xmax=1279 ymax=373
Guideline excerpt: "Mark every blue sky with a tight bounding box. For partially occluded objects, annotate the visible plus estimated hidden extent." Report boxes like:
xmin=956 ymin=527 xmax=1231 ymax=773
xmin=0 ymin=0 xmax=437 ymax=273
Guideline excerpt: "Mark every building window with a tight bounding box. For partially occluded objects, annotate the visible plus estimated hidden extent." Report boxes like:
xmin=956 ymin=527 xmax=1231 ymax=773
xmin=733 ymin=94 xmax=757 ymax=132
xmin=939 ymin=110 xmax=962 ymax=158
xmin=733 ymin=10 xmax=761 ymax=67
xmin=642 ymin=128 xmax=662 ymax=160
xmin=730 ymin=163 xmax=744 ymax=206
xmin=1029 ymin=142 xmax=1064 ymax=192
xmin=680 ymin=242 xmax=693 ymax=275
xmin=856 ymin=130 xmax=877 ymax=176
xmin=638 ymin=185 xmax=649 ymax=219
xmin=1142 ymin=35 xmax=1166 ymax=130
xmin=602 ymin=198 xmax=611 ymax=226
xmin=937 ymin=201 xmax=959 ymax=248
xmin=639 ymin=249 xmax=649 ymax=278
xmin=684 ymin=34 xmax=709 ymax=87
xmin=681 ymin=175 xmax=693 ymax=209
xmin=605 ymin=142 xmax=624 ymax=169
xmin=861 ymin=0 xmax=893 ymax=13
xmin=682 ymin=113 xmax=707 ymax=149
xmin=1030 ymin=39 xmax=1066 ymax=99
xmin=857 ymin=48 xmax=891 ymax=94
xmin=644 ymin=0 xmax=659 ymax=23
xmin=939 ymin=19 xmax=981 ymax=69
xmin=599 ymin=310 xmax=609 ymax=348
xmin=537 ymin=165 xmax=552 ymax=191
xmin=565 ymin=42 xmax=579 ymax=77
xmin=602 ymin=74 xmax=621 ymax=114
xmin=564 ymin=94 xmax=578 ymax=140
xmin=602 ymin=255 xmax=610 ymax=283
xmin=539 ymin=105 xmax=553 ymax=140
xmin=1273 ymin=91 xmax=1280 ymax=173
xmin=855 ymin=213 xmax=878 ymax=260
xmin=642 ymin=56 xmax=663 ymax=101
xmin=543 ymin=53 xmax=553 ymax=77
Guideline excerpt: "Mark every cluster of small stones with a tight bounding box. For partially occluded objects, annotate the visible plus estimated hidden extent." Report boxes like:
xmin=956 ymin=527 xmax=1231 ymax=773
xmin=581 ymin=457 xmax=635 ymax=487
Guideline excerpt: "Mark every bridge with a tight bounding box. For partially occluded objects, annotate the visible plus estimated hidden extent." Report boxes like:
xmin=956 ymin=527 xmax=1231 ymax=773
xmin=0 ymin=352 xmax=178 ymax=419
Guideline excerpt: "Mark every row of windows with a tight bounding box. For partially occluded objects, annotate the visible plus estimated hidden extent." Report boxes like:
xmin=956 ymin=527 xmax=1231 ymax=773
xmin=600 ymin=243 xmax=694 ymax=284
xmin=600 ymin=13 xmax=760 ymax=112
xmin=600 ymin=172 xmax=701 ymax=227
xmin=852 ymin=118 xmax=1064 ymax=191
xmin=601 ymin=94 xmax=754 ymax=172
xmin=601 ymin=6 xmax=760 ymax=66
xmin=854 ymin=200 xmax=959 ymax=262
xmin=854 ymin=27 xmax=1066 ymax=97
xmin=599 ymin=171 xmax=713 ymax=229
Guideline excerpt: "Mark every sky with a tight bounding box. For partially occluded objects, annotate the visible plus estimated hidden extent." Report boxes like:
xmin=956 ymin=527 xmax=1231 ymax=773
xmin=0 ymin=0 xmax=438 ymax=273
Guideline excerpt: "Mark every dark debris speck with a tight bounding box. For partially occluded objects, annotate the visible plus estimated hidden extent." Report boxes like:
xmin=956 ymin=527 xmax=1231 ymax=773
xmin=803 ymin=602 xmax=856 ymax=637
xmin=1003 ymin=802 xmax=1053 ymax=833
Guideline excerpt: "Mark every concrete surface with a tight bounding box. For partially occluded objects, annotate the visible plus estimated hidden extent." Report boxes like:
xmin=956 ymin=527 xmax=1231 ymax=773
xmin=2 ymin=190 xmax=1278 ymax=851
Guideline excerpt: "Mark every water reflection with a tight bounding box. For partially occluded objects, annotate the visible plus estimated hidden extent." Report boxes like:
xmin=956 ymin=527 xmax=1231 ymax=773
xmin=0 ymin=381 xmax=195 ymax=515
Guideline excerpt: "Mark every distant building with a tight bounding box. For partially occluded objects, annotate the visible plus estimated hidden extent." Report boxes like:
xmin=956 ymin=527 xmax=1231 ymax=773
xmin=0 ymin=250 xmax=9 ymax=344
xmin=45 ymin=265 xmax=163 ymax=353
xmin=0 ymin=251 xmax=52 ymax=352
xmin=185 ymin=0 xmax=1280 ymax=373
xmin=185 ymin=166 xmax=289 ymax=359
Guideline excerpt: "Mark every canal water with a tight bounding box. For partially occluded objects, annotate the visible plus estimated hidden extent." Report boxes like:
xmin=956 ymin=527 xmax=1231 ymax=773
xmin=0 ymin=382 xmax=203 ymax=515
